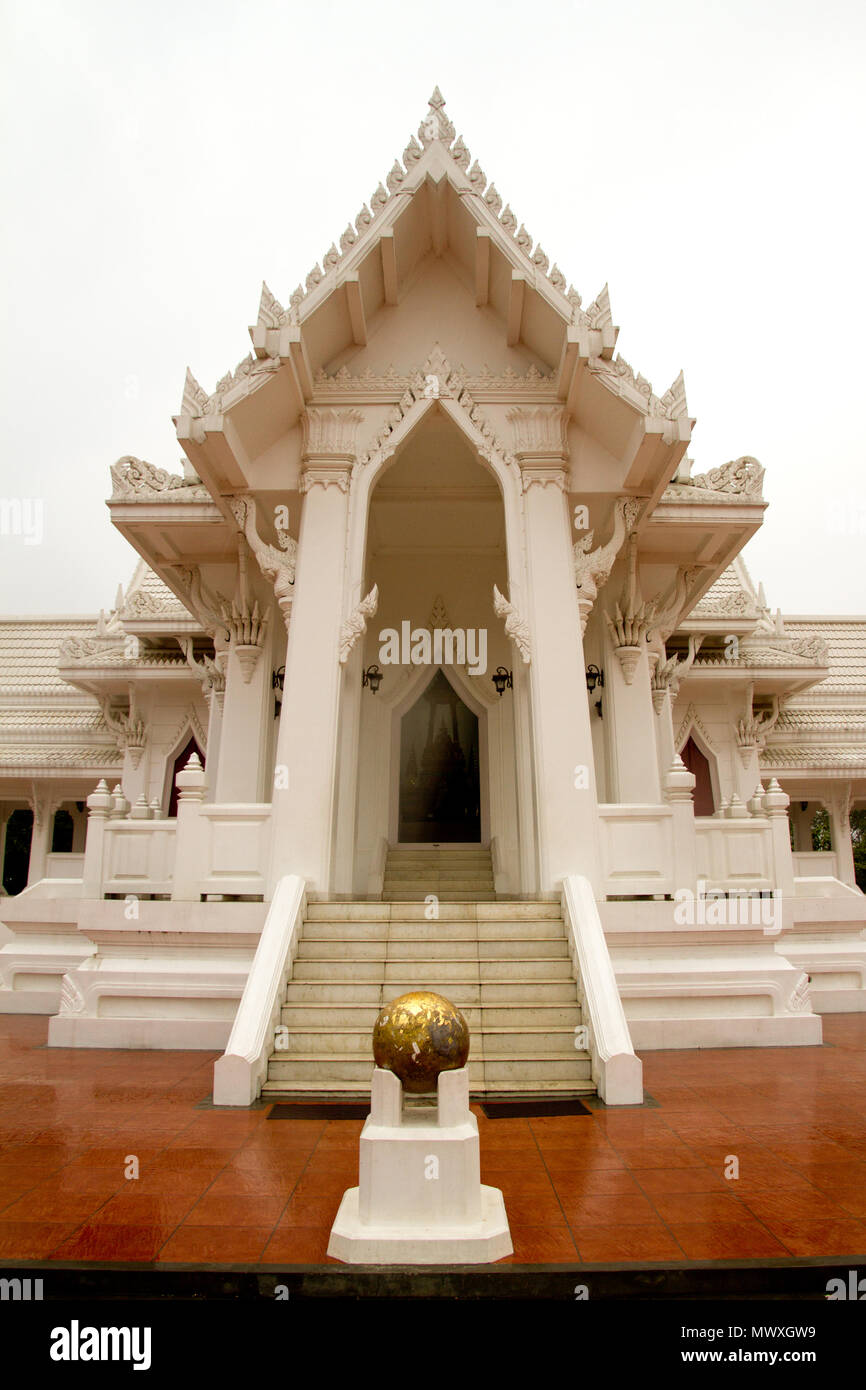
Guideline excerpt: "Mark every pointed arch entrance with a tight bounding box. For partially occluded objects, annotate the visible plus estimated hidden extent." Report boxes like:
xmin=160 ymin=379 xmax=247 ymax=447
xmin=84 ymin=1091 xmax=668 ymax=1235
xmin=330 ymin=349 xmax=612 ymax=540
xmin=398 ymin=668 xmax=481 ymax=842
xmin=338 ymin=399 xmax=529 ymax=893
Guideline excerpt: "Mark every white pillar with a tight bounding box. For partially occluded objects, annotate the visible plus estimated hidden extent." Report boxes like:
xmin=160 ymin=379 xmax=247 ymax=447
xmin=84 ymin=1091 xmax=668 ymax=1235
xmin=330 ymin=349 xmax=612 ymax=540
xmin=268 ymin=410 xmax=359 ymax=892
xmin=653 ymin=686 xmax=676 ymax=781
xmin=203 ymin=667 xmax=226 ymax=804
xmin=214 ymin=616 xmax=273 ymax=804
xmin=513 ymin=411 xmax=601 ymax=892
xmin=604 ymin=625 xmax=661 ymax=805
xmin=733 ymin=742 xmax=762 ymax=805
xmin=0 ymin=807 xmax=9 ymax=885
xmin=827 ymin=782 xmax=857 ymax=888
xmin=26 ymin=791 xmax=57 ymax=886
xmin=791 ymin=801 xmax=814 ymax=853
xmin=333 ymin=644 xmax=364 ymax=895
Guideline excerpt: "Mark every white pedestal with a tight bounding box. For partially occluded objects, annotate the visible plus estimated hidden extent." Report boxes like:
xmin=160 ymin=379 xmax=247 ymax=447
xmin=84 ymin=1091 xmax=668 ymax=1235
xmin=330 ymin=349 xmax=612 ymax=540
xmin=328 ymin=1067 xmax=512 ymax=1264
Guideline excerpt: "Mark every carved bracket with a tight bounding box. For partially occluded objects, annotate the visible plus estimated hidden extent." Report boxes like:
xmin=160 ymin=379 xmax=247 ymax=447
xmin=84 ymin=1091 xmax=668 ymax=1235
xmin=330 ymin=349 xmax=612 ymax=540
xmin=339 ymin=585 xmax=379 ymax=664
xmin=492 ymin=584 xmax=531 ymax=663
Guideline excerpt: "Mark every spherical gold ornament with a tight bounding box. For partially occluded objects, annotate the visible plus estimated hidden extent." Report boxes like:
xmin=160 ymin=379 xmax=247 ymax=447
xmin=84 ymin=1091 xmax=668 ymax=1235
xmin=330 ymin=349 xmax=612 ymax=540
xmin=372 ymin=991 xmax=470 ymax=1094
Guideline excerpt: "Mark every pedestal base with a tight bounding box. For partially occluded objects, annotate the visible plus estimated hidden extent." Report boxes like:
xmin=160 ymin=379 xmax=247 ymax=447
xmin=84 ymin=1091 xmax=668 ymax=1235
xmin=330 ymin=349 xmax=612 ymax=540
xmin=327 ymin=1183 xmax=512 ymax=1264
xmin=327 ymin=1066 xmax=512 ymax=1265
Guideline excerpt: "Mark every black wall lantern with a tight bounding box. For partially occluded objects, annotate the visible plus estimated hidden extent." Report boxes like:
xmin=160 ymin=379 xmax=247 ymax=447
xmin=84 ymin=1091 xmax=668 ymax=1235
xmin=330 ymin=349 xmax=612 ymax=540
xmin=272 ymin=666 xmax=285 ymax=719
xmin=362 ymin=664 xmax=383 ymax=694
xmin=585 ymin=664 xmax=604 ymax=718
xmin=491 ymin=666 xmax=513 ymax=697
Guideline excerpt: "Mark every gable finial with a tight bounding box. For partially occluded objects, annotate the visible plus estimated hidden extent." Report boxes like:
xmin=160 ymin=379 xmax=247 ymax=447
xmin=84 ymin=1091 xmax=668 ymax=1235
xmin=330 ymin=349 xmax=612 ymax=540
xmin=419 ymin=87 xmax=455 ymax=149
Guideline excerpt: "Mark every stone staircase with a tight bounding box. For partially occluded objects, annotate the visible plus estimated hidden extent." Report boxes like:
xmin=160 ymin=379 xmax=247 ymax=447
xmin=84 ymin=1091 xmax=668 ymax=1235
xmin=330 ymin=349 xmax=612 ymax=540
xmin=382 ymin=843 xmax=496 ymax=901
xmin=262 ymin=847 xmax=593 ymax=1098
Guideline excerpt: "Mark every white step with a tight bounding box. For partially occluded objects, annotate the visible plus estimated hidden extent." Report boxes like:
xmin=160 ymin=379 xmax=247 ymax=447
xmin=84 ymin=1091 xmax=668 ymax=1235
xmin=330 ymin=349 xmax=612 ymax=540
xmin=280 ymin=1002 xmax=579 ymax=1029
xmin=265 ymin=883 xmax=593 ymax=1100
xmin=260 ymin=1077 xmax=595 ymax=1096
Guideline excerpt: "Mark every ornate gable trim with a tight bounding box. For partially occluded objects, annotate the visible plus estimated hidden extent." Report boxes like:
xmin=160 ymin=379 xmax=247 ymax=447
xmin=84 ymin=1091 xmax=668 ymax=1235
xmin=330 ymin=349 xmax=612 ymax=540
xmin=675 ymin=703 xmax=717 ymax=757
xmin=179 ymin=91 xmax=684 ymax=430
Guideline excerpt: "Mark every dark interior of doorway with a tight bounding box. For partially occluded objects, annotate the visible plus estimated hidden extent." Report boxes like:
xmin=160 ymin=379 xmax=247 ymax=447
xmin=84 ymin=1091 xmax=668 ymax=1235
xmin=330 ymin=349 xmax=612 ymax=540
xmin=680 ymin=735 xmax=715 ymax=816
xmin=398 ymin=670 xmax=480 ymax=842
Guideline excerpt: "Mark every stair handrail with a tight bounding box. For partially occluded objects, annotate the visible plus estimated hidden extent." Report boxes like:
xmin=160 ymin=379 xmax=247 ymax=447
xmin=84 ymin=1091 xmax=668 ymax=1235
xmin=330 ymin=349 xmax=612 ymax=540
xmin=561 ymin=874 xmax=643 ymax=1106
xmin=213 ymin=873 xmax=306 ymax=1106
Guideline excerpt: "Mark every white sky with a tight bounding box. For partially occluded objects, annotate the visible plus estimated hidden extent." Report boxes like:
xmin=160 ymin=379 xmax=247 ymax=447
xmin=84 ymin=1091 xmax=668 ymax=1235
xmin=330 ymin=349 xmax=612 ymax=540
xmin=1 ymin=0 xmax=864 ymax=615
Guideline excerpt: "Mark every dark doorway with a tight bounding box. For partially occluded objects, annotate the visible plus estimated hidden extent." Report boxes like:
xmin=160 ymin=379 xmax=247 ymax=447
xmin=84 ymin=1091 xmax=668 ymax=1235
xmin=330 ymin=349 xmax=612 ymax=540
xmin=2 ymin=808 xmax=34 ymax=896
xmin=398 ymin=670 xmax=480 ymax=842
xmin=51 ymin=808 xmax=74 ymax=853
xmin=681 ymin=735 xmax=715 ymax=816
xmin=167 ymin=736 xmax=205 ymax=819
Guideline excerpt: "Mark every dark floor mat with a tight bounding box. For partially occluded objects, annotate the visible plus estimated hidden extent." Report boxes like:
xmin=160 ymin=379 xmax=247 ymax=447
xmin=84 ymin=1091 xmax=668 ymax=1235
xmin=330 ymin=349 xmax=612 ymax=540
xmin=268 ymin=1102 xmax=369 ymax=1120
xmin=480 ymin=1098 xmax=592 ymax=1119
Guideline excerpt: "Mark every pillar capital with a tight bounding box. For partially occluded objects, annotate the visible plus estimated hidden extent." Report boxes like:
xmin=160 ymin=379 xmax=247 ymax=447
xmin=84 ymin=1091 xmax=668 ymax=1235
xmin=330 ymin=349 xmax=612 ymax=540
xmin=299 ymin=463 xmax=351 ymax=493
xmin=301 ymin=407 xmax=363 ymax=465
xmin=507 ymin=407 xmax=569 ymax=490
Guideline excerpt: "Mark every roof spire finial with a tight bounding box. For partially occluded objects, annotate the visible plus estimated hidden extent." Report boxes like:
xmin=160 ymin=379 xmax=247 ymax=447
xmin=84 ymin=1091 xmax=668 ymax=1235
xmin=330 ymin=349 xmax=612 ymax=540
xmin=419 ymin=87 xmax=455 ymax=149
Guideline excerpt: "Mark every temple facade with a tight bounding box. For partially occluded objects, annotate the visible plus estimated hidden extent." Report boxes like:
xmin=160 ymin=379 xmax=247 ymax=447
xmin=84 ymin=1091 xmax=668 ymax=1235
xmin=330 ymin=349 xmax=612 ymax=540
xmin=1 ymin=91 xmax=864 ymax=1103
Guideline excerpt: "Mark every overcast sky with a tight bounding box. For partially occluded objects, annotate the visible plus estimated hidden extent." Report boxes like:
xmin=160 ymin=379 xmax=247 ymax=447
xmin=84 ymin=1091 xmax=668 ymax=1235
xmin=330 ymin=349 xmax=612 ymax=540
xmin=1 ymin=0 xmax=864 ymax=616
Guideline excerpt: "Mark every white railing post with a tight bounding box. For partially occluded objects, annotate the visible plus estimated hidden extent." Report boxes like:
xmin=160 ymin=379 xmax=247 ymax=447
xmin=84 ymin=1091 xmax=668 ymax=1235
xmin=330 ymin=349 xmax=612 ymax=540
xmin=663 ymin=755 xmax=697 ymax=892
xmin=82 ymin=780 xmax=114 ymax=898
xmin=764 ymin=778 xmax=795 ymax=901
xmin=171 ymin=753 xmax=208 ymax=901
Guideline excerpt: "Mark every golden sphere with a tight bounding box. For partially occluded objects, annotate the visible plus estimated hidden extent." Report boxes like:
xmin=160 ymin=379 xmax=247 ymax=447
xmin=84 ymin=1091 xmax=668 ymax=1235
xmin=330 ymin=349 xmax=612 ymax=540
xmin=372 ymin=991 xmax=470 ymax=1094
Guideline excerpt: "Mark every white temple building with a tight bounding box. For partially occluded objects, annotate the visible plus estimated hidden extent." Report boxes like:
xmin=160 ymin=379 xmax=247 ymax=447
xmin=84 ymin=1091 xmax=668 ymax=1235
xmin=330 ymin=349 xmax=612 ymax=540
xmin=1 ymin=91 xmax=864 ymax=1105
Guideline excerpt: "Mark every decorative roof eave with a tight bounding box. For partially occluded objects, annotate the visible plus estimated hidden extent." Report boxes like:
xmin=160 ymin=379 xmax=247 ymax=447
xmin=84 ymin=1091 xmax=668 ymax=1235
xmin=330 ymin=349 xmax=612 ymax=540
xmin=178 ymin=90 xmax=687 ymax=435
xmin=120 ymin=617 xmax=203 ymax=637
xmin=57 ymin=659 xmax=195 ymax=681
xmin=678 ymin=614 xmax=760 ymax=637
xmin=261 ymin=92 xmax=583 ymax=334
xmin=768 ymin=728 xmax=866 ymax=748
xmin=310 ymin=361 xmax=560 ymax=405
xmin=0 ymin=750 xmax=123 ymax=776
xmin=677 ymin=660 xmax=830 ymax=699
xmin=0 ymin=690 xmax=99 ymax=707
xmin=583 ymin=358 xmax=693 ymax=432
xmin=759 ymin=747 xmax=866 ymax=774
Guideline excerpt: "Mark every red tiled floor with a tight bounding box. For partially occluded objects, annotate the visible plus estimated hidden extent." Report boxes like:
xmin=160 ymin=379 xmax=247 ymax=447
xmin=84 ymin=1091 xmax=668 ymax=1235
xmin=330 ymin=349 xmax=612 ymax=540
xmin=560 ymin=1194 xmax=660 ymax=1226
xmin=739 ymin=1189 xmax=854 ymax=1224
xmin=278 ymin=1193 xmax=348 ymax=1229
xmin=670 ymin=1222 xmax=789 ymax=1259
xmin=206 ymin=1166 xmax=302 ymax=1197
xmin=759 ymin=1218 xmax=866 ymax=1257
xmin=649 ymin=1192 xmax=759 ymax=1224
xmin=0 ymin=1014 xmax=865 ymax=1266
xmin=497 ymin=1190 xmax=566 ymax=1225
xmin=631 ymin=1167 xmax=730 ymax=1194
xmin=572 ymin=1224 xmax=683 ymax=1262
xmin=616 ymin=1144 xmax=707 ymax=1170
xmin=0 ymin=1188 xmax=111 ymax=1224
xmin=549 ymin=1169 xmax=642 ymax=1196
xmin=0 ymin=1221 xmax=81 ymax=1258
xmin=481 ymin=1167 xmax=556 ymax=1193
xmin=504 ymin=1224 xmax=579 ymax=1262
xmin=92 ymin=1193 xmax=199 ymax=1226
xmin=262 ymin=1225 xmax=338 ymax=1264
xmin=52 ymin=1222 xmax=175 ymax=1262
xmin=183 ymin=1194 xmax=287 ymax=1227
xmin=157 ymin=1223 xmax=272 ymax=1263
